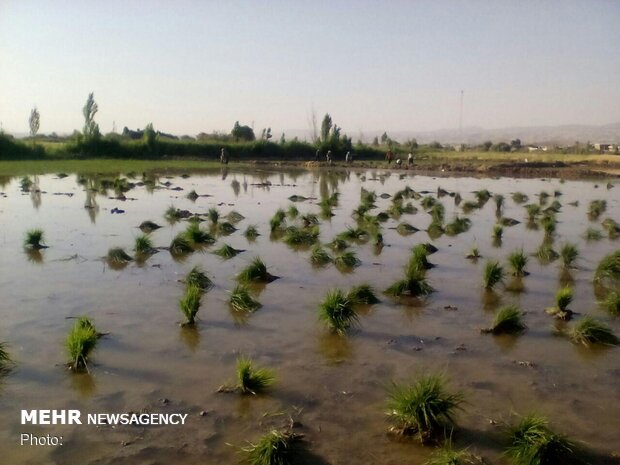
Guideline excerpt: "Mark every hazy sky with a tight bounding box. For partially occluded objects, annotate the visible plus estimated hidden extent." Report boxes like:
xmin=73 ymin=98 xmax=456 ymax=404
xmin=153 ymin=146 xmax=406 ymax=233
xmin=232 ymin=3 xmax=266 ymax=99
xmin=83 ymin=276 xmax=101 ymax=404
xmin=1 ymin=0 xmax=619 ymax=137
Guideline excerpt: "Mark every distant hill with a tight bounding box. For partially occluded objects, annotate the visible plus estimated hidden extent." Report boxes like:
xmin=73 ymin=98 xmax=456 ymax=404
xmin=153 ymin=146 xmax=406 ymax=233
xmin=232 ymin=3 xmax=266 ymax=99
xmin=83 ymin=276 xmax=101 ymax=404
xmin=284 ymin=122 xmax=620 ymax=146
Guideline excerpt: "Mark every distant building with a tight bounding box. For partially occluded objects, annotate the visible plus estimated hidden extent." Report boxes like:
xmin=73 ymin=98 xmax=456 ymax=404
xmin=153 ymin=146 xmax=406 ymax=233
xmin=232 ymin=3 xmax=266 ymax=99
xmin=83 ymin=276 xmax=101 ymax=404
xmin=527 ymin=145 xmax=542 ymax=152
xmin=593 ymin=143 xmax=619 ymax=153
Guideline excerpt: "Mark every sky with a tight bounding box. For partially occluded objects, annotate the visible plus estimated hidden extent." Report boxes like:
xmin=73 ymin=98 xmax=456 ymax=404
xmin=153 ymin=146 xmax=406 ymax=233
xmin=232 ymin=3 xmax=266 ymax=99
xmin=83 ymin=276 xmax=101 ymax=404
xmin=1 ymin=0 xmax=619 ymax=138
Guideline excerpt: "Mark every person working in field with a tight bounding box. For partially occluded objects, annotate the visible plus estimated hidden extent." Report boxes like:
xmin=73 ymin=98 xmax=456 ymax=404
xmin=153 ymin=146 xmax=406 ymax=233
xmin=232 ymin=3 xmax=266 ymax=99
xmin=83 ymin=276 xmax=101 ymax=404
xmin=408 ymin=152 xmax=414 ymax=168
xmin=220 ymin=148 xmax=228 ymax=164
xmin=326 ymin=150 xmax=332 ymax=164
xmin=385 ymin=150 xmax=393 ymax=165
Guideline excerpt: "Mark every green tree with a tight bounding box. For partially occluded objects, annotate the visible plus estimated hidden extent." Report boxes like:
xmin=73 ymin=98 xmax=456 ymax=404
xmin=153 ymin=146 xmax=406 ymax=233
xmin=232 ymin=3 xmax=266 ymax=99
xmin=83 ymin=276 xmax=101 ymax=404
xmin=82 ymin=92 xmax=100 ymax=141
xmin=320 ymin=114 xmax=332 ymax=142
xmin=380 ymin=132 xmax=389 ymax=144
xmin=231 ymin=121 xmax=255 ymax=141
xmin=29 ymin=107 xmax=40 ymax=143
xmin=144 ymin=123 xmax=157 ymax=151
xmin=372 ymin=136 xmax=379 ymax=146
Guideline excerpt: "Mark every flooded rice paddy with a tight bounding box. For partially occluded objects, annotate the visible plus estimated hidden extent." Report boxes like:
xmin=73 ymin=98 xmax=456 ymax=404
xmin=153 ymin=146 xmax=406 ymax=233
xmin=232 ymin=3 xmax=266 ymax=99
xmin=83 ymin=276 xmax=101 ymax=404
xmin=0 ymin=167 xmax=619 ymax=464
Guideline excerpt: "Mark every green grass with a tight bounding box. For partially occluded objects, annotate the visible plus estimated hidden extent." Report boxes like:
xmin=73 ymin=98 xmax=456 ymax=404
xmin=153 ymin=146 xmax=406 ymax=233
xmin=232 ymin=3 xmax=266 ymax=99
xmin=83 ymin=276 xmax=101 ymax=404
xmin=216 ymin=221 xmax=237 ymax=235
xmin=337 ymin=226 xmax=368 ymax=241
xmin=426 ymin=445 xmax=483 ymax=465
xmin=599 ymin=290 xmax=620 ymax=316
xmin=238 ymin=257 xmax=274 ymax=283
xmin=559 ymin=243 xmax=579 ymax=268
xmin=386 ymin=373 xmax=464 ymax=442
xmin=430 ymin=203 xmax=445 ymax=223
xmin=229 ymin=285 xmax=262 ymax=313
xmin=287 ymin=204 xmax=299 ymax=219
xmin=569 ymin=316 xmax=618 ymax=346
xmin=444 ymin=217 xmax=471 ymax=236
xmin=588 ymin=199 xmax=606 ymax=219
xmin=170 ymin=233 xmax=194 ymax=254
xmin=466 ymin=246 xmax=481 ymax=260
xmin=283 ymin=225 xmax=320 ymax=245
xmin=556 ymin=287 xmax=573 ymax=311
xmin=139 ymin=220 xmax=161 ymax=233
xmin=535 ymin=243 xmax=559 ymax=264
xmin=594 ymin=251 xmax=620 ymax=283
xmin=242 ymin=430 xmax=299 ymax=465
xmin=540 ymin=215 xmax=556 ymax=236
xmin=585 ymin=227 xmax=603 ymax=241
xmin=492 ymin=224 xmax=503 ymax=240
xmin=310 ymin=245 xmax=332 ymax=266
xmin=386 ymin=262 xmax=434 ymax=297
xmin=348 ymin=284 xmax=380 ymax=304
xmin=244 ymin=225 xmax=260 ymax=239
xmin=474 ymin=189 xmax=491 ymax=204
xmin=525 ymin=204 xmax=541 ymax=221
xmin=602 ymin=218 xmax=620 ymax=238
xmin=461 ymin=201 xmax=479 ymax=213
xmin=236 ymin=356 xmax=275 ymax=395
xmin=411 ymin=244 xmax=433 ymax=270
xmin=508 ymin=249 xmax=528 ymax=277
xmin=427 ymin=221 xmax=445 ymax=239
xmin=66 ymin=318 xmax=98 ymax=371
xmin=318 ymin=289 xmax=358 ymax=335
xmin=179 ymin=284 xmax=202 ymax=325
xmin=329 ymin=237 xmax=349 ymax=251
xmin=270 ymin=209 xmax=286 ymax=231
xmin=107 ymin=247 xmax=133 ymax=264
xmin=482 ymin=305 xmax=526 ymax=335
xmin=0 ymin=342 xmax=12 ymax=368
xmin=134 ymin=234 xmax=155 ymax=255
xmin=24 ymin=228 xmax=45 ymax=249
xmin=185 ymin=266 xmax=213 ymax=291
xmin=185 ymin=222 xmax=215 ymax=245
xmin=506 ymin=414 xmax=576 ymax=465
xmin=333 ymin=251 xmax=360 ymax=269
xmin=512 ymin=192 xmax=528 ymax=204
xmin=214 ymin=243 xmax=242 ymax=259
xmin=396 ymin=222 xmax=419 ymax=235
xmin=483 ymin=260 xmax=504 ymax=289
xmin=494 ymin=194 xmax=505 ymax=211
xmin=207 ymin=207 xmax=220 ymax=224
xmin=300 ymin=213 xmax=319 ymax=227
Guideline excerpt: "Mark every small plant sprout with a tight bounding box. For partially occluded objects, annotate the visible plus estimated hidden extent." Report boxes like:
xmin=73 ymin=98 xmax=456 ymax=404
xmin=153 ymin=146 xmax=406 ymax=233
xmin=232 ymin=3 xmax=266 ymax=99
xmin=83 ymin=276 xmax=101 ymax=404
xmin=444 ymin=217 xmax=471 ymax=236
xmin=386 ymin=373 xmax=464 ymax=442
xmin=214 ymin=243 xmax=242 ymax=259
xmin=506 ymin=414 xmax=576 ymax=465
xmin=329 ymin=237 xmax=349 ymax=251
xmin=535 ymin=242 xmax=559 ymax=264
xmin=179 ymin=284 xmax=202 ymax=326
xmin=318 ymin=289 xmax=359 ymax=335
xmin=24 ymin=228 xmax=46 ymax=249
xmin=466 ymin=246 xmax=481 ymax=260
xmin=287 ymin=204 xmax=299 ymax=219
xmin=569 ymin=316 xmax=618 ymax=346
xmin=348 ymin=284 xmax=380 ymax=304
xmin=482 ymin=305 xmax=526 ymax=335
xmin=238 ymin=257 xmax=276 ymax=283
xmin=170 ymin=233 xmax=194 ymax=255
xmin=66 ymin=317 xmax=98 ymax=372
xmin=134 ymin=234 xmax=155 ymax=255
xmin=594 ymin=251 xmax=620 ymax=284
xmin=185 ymin=266 xmax=213 ymax=291
xmin=585 ymin=227 xmax=603 ymax=241
xmin=229 ymin=285 xmax=261 ymax=313
xmin=310 ymin=245 xmax=332 ymax=266
xmin=236 ymin=356 xmax=275 ymax=395
xmin=244 ymin=225 xmax=260 ymax=239
xmin=483 ymin=260 xmax=504 ymax=289
xmin=525 ymin=204 xmax=541 ymax=221
xmin=139 ymin=220 xmax=161 ymax=233
xmin=508 ymin=249 xmax=528 ymax=276
xmin=599 ymin=290 xmax=620 ymax=316
xmin=241 ymin=430 xmax=301 ymax=465
xmin=107 ymin=247 xmax=133 ymax=264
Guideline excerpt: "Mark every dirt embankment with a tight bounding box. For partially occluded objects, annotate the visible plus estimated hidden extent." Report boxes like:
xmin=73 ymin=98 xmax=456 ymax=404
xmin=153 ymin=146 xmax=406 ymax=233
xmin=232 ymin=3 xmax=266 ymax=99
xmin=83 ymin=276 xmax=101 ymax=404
xmin=252 ymin=159 xmax=620 ymax=180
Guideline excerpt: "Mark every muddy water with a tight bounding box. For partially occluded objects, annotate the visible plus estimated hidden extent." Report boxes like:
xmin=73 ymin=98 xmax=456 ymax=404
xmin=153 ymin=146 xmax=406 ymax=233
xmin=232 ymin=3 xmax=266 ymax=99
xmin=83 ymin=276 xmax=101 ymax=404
xmin=0 ymin=168 xmax=618 ymax=465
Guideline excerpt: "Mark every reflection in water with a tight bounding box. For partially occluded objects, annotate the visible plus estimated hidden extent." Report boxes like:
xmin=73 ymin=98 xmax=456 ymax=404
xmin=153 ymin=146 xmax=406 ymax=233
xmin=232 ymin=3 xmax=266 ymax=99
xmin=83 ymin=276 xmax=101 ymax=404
xmin=231 ymin=179 xmax=240 ymax=197
xmin=179 ymin=326 xmax=201 ymax=352
xmin=70 ymin=372 xmax=97 ymax=398
xmin=30 ymin=176 xmax=42 ymax=209
xmin=506 ymin=277 xmax=526 ymax=293
xmin=220 ymin=167 xmax=228 ymax=180
xmin=318 ymin=332 xmax=353 ymax=364
xmin=558 ymin=269 xmax=575 ymax=287
xmin=84 ymin=180 xmax=100 ymax=224
xmin=25 ymin=248 xmax=44 ymax=264
xmin=482 ymin=290 xmax=502 ymax=311
xmin=492 ymin=333 xmax=519 ymax=352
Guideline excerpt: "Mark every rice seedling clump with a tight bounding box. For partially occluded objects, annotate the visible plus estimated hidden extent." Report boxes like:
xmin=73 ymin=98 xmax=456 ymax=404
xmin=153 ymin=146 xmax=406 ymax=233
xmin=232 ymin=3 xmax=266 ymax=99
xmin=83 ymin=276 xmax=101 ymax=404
xmin=179 ymin=284 xmax=202 ymax=325
xmin=185 ymin=266 xmax=213 ymax=291
xmin=505 ymin=414 xmax=576 ymax=465
xmin=318 ymin=289 xmax=358 ymax=335
xmin=569 ymin=316 xmax=618 ymax=346
xmin=236 ymin=356 xmax=275 ymax=395
xmin=483 ymin=260 xmax=504 ymax=289
xmin=66 ymin=318 xmax=98 ymax=371
xmin=482 ymin=305 xmax=526 ymax=334
xmin=238 ymin=257 xmax=275 ymax=283
xmin=508 ymin=249 xmax=528 ymax=276
xmin=242 ymin=430 xmax=300 ymax=465
xmin=348 ymin=284 xmax=380 ymax=304
xmin=230 ymin=285 xmax=261 ymax=313
xmin=310 ymin=245 xmax=332 ymax=266
xmin=24 ymin=228 xmax=46 ymax=249
xmin=386 ymin=373 xmax=464 ymax=442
